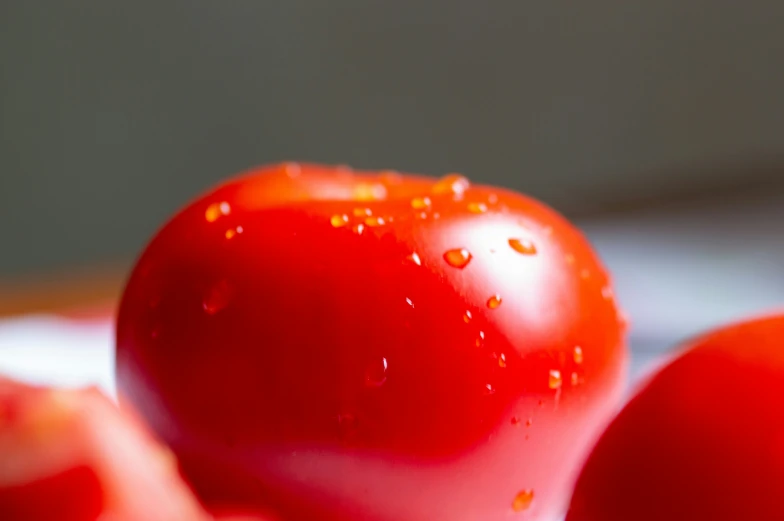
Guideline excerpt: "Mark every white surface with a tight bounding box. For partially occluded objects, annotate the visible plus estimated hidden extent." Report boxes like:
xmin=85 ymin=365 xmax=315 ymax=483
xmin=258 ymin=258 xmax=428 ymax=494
xmin=0 ymin=315 xmax=115 ymax=395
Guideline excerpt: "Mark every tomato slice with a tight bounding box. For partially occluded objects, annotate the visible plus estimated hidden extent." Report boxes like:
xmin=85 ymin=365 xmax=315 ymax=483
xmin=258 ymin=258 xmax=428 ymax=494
xmin=0 ymin=376 xmax=213 ymax=521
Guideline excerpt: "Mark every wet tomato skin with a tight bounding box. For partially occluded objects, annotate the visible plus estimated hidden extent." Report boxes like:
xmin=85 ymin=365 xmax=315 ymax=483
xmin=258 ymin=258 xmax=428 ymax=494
xmin=116 ymin=163 xmax=628 ymax=521
xmin=566 ymin=314 xmax=784 ymax=521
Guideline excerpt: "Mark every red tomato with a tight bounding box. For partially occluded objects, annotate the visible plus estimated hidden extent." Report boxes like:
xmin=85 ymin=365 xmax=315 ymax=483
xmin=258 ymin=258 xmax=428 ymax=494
xmin=0 ymin=377 xmax=210 ymax=521
xmin=116 ymin=163 xmax=628 ymax=521
xmin=566 ymin=313 xmax=784 ymax=521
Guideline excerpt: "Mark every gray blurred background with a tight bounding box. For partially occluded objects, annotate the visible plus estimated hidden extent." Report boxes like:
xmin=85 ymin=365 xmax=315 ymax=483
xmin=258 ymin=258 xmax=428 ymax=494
xmin=2 ymin=2 xmax=784 ymax=374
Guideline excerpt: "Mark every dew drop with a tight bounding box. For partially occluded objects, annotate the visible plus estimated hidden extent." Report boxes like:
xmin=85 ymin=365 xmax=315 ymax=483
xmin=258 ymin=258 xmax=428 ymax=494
xmin=331 ymin=214 xmax=349 ymax=227
xmin=573 ymin=346 xmax=584 ymax=365
xmin=432 ymin=212 xmax=441 ymax=219
xmin=571 ymin=372 xmax=581 ymax=386
xmin=497 ymin=353 xmax=507 ymax=368
xmin=407 ymin=252 xmax=422 ymax=266
xmin=467 ymin=202 xmax=488 ymax=214
xmin=410 ymin=196 xmax=432 ymax=210
xmin=443 ymin=248 xmax=472 ymax=269
xmin=353 ymin=207 xmax=372 ymax=217
xmin=508 ymin=238 xmax=537 ymax=255
xmin=353 ymin=223 xmax=365 ymax=235
xmin=405 ymin=297 xmax=414 ymax=308
xmin=203 ymin=280 xmax=232 ymax=315
xmin=205 ymin=202 xmax=231 ymax=223
xmin=484 ymin=383 xmax=495 ymax=395
xmin=380 ymin=170 xmax=402 ymax=184
xmin=365 ymin=216 xmax=385 ymax=227
xmin=432 ymin=174 xmax=470 ymax=196
xmin=548 ymin=369 xmax=562 ymax=390
xmin=475 ymin=331 xmax=486 ymax=347
xmin=354 ymin=183 xmax=387 ymax=201
xmin=415 ymin=211 xmax=428 ymax=219
xmin=487 ymin=294 xmax=502 ymax=309
xmin=512 ymin=489 xmax=535 ymax=513
xmin=365 ymin=358 xmax=388 ymax=387
xmin=463 ymin=310 xmax=472 ymax=323
xmin=284 ymin=162 xmax=301 ymax=178
xmin=225 ymin=226 xmax=243 ymax=239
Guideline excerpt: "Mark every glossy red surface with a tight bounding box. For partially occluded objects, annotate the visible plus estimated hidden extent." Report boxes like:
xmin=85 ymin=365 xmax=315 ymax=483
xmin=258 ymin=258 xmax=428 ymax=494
xmin=0 ymin=377 xmax=213 ymax=521
xmin=116 ymin=163 xmax=628 ymax=521
xmin=566 ymin=314 xmax=784 ymax=521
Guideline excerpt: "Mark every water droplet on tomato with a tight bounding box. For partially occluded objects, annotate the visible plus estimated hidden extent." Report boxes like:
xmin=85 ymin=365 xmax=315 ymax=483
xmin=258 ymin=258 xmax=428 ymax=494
xmin=526 ymin=418 xmax=532 ymax=427
xmin=353 ymin=207 xmax=372 ymax=217
xmin=405 ymin=297 xmax=414 ymax=308
xmin=432 ymin=174 xmax=470 ymax=196
xmin=497 ymin=353 xmax=507 ymax=368
xmin=354 ymin=183 xmax=387 ymax=201
xmin=331 ymin=214 xmax=349 ymax=227
xmin=511 ymin=416 xmax=521 ymax=426
xmin=467 ymin=202 xmax=487 ymax=214
xmin=432 ymin=212 xmax=441 ymax=219
xmin=380 ymin=170 xmax=401 ymax=184
xmin=415 ymin=211 xmax=428 ymax=219
xmin=365 ymin=358 xmax=388 ymax=387
xmin=512 ymin=489 xmax=535 ymax=512
xmin=475 ymin=331 xmax=486 ymax=347
xmin=203 ymin=280 xmax=232 ymax=315
xmin=443 ymin=248 xmax=472 ymax=269
xmin=463 ymin=310 xmax=472 ymax=323
xmin=487 ymin=294 xmax=502 ymax=309
xmin=284 ymin=162 xmax=301 ymax=178
xmin=353 ymin=224 xmax=365 ymax=235
xmin=571 ymin=372 xmax=581 ymax=386
xmin=365 ymin=216 xmax=385 ymax=227
xmin=548 ymin=369 xmax=562 ymax=390
xmin=485 ymin=383 xmax=495 ymax=395
xmin=411 ymin=196 xmax=431 ymax=210
xmin=407 ymin=252 xmax=422 ymax=266
xmin=508 ymin=238 xmax=537 ymax=255
xmin=573 ymin=346 xmax=584 ymax=365
xmin=205 ymin=202 xmax=231 ymax=223
xmin=225 ymin=226 xmax=243 ymax=239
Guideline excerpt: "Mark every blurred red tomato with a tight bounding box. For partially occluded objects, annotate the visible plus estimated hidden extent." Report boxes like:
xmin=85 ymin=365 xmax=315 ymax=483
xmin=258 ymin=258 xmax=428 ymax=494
xmin=116 ymin=163 xmax=628 ymax=521
xmin=566 ymin=313 xmax=784 ymax=521
xmin=0 ymin=377 xmax=210 ymax=521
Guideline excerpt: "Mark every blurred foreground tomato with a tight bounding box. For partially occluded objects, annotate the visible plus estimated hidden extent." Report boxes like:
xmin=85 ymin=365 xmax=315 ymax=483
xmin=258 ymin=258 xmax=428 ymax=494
xmin=0 ymin=376 xmax=212 ymax=521
xmin=566 ymin=313 xmax=784 ymax=521
xmin=116 ymin=163 xmax=628 ymax=521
